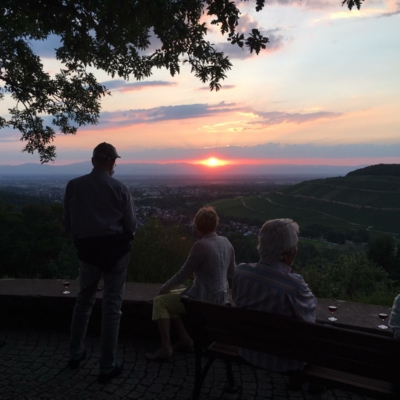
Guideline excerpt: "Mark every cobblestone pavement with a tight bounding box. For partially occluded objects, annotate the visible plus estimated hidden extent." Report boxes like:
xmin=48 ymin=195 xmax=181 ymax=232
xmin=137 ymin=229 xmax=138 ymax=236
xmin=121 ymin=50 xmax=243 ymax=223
xmin=0 ymin=328 xmax=376 ymax=400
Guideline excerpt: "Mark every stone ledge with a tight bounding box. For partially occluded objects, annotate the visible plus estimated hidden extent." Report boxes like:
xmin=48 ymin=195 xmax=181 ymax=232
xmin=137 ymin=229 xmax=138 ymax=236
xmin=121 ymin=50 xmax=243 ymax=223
xmin=0 ymin=279 xmax=161 ymax=337
xmin=0 ymin=279 xmax=395 ymax=337
xmin=0 ymin=278 xmax=161 ymax=300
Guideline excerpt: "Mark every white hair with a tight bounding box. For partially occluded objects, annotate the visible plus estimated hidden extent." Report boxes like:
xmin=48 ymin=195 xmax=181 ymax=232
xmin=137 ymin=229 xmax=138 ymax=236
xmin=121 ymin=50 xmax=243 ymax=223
xmin=258 ymin=219 xmax=299 ymax=262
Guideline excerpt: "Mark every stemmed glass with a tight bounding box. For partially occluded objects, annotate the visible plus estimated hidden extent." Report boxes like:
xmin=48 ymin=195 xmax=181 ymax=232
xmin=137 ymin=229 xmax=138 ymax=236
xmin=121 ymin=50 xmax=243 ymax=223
xmin=63 ymin=277 xmax=71 ymax=295
xmin=328 ymin=305 xmax=338 ymax=321
xmin=378 ymin=313 xmax=388 ymax=329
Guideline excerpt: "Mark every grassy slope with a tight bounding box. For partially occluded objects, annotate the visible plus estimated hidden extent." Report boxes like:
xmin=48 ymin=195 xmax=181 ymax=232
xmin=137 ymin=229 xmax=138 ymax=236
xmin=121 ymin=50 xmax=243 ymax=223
xmin=213 ymin=175 xmax=400 ymax=236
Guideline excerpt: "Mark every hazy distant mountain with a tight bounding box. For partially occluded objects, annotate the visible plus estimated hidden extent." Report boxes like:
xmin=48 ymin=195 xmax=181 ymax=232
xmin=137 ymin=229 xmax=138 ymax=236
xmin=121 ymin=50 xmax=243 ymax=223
xmin=0 ymin=162 xmax=364 ymax=177
xmin=0 ymin=162 xmax=90 ymax=176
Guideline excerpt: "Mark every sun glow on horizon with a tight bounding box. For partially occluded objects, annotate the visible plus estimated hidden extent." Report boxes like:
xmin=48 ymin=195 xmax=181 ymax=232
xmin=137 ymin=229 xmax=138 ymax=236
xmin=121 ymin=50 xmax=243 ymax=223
xmin=196 ymin=157 xmax=229 ymax=167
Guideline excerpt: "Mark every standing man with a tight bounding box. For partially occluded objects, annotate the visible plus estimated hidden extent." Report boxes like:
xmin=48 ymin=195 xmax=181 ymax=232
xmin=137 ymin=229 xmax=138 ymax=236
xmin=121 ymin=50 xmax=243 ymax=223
xmin=63 ymin=142 xmax=136 ymax=384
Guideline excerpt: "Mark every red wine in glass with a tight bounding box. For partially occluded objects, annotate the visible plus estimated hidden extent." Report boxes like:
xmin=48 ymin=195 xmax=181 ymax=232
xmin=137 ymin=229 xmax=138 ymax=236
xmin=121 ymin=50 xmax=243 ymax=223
xmin=63 ymin=281 xmax=70 ymax=295
xmin=378 ymin=313 xmax=388 ymax=329
xmin=328 ymin=306 xmax=337 ymax=321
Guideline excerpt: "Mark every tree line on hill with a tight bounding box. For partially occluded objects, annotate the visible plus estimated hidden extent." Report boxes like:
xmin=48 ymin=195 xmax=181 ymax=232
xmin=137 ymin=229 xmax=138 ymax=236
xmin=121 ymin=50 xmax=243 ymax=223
xmin=347 ymin=164 xmax=400 ymax=177
xmin=0 ymin=198 xmax=399 ymax=306
xmin=0 ymin=189 xmax=51 ymax=211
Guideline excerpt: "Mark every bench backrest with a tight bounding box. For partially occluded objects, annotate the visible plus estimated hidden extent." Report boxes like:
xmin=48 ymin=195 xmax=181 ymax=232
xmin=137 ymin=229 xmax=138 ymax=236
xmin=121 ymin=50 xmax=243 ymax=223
xmin=183 ymin=298 xmax=400 ymax=382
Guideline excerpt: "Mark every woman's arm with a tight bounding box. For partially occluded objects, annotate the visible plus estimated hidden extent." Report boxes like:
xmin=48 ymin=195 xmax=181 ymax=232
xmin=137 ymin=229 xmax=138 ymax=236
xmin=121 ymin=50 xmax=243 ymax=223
xmin=158 ymin=241 xmax=205 ymax=294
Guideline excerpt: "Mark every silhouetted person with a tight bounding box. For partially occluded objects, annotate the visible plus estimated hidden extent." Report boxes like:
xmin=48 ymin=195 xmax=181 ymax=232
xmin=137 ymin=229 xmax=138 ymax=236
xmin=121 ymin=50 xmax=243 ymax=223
xmin=233 ymin=218 xmax=316 ymax=372
xmin=63 ymin=142 xmax=136 ymax=383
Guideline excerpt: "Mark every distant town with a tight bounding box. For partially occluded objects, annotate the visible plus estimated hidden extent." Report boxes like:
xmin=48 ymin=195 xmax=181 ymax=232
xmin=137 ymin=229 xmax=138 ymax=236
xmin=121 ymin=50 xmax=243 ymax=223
xmin=0 ymin=175 xmax=291 ymax=238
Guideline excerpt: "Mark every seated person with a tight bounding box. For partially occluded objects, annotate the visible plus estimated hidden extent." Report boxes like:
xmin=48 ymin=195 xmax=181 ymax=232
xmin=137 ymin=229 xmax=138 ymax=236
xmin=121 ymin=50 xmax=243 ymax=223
xmin=389 ymin=294 xmax=400 ymax=339
xmin=232 ymin=218 xmax=317 ymax=372
xmin=146 ymin=206 xmax=236 ymax=361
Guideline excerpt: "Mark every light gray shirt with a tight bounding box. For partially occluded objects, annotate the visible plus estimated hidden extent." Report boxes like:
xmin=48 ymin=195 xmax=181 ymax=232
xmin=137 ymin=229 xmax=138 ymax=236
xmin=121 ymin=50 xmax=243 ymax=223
xmin=160 ymin=232 xmax=236 ymax=304
xmin=63 ymin=168 xmax=136 ymax=238
xmin=233 ymin=261 xmax=316 ymax=372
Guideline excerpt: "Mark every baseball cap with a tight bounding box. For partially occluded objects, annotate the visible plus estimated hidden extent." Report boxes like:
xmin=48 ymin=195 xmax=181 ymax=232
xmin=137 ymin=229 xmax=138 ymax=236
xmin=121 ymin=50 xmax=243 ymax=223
xmin=92 ymin=142 xmax=121 ymax=160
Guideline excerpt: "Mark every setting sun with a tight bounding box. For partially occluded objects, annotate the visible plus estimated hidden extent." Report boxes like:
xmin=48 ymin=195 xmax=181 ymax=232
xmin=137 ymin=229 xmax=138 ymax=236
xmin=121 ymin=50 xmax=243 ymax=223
xmin=199 ymin=157 xmax=228 ymax=167
xmin=205 ymin=157 xmax=221 ymax=167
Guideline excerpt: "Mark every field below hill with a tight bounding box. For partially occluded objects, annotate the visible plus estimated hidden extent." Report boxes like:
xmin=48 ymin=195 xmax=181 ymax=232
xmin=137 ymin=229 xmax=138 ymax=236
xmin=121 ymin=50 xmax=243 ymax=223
xmin=213 ymin=175 xmax=400 ymax=237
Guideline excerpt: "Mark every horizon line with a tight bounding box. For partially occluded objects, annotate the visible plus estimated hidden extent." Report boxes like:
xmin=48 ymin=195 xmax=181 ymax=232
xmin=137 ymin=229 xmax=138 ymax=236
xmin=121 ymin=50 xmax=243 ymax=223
xmin=0 ymin=160 xmax=374 ymax=168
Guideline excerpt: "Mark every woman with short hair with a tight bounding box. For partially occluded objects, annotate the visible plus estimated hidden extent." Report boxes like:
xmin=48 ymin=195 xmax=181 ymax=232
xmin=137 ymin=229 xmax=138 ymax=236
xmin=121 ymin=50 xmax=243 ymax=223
xmin=146 ymin=206 xmax=236 ymax=361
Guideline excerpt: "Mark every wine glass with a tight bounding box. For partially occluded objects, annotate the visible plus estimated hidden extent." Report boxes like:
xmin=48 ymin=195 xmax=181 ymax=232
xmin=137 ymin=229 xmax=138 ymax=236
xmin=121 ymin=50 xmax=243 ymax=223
xmin=328 ymin=305 xmax=337 ymax=321
xmin=63 ymin=277 xmax=71 ymax=295
xmin=378 ymin=313 xmax=388 ymax=329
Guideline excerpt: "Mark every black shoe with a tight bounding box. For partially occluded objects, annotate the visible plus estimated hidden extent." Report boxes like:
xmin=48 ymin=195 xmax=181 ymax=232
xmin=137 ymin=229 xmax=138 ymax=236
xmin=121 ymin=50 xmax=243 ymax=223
xmin=0 ymin=340 xmax=5 ymax=347
xmin=98 ymin=362 xmax=123 ymax=384
xmin=68 ymin=349 xmax=86 ymax=370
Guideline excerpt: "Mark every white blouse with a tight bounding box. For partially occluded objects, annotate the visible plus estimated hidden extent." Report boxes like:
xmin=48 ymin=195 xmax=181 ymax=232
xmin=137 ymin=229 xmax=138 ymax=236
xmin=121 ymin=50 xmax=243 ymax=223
xmin=160 ymin=232 xmax=236 ymax=305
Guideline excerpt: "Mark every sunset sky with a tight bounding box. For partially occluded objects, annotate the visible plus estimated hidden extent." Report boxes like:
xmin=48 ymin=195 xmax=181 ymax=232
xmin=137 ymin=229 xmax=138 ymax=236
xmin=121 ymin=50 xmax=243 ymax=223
xmin=1 ymin=0 xmax=399 ymax=167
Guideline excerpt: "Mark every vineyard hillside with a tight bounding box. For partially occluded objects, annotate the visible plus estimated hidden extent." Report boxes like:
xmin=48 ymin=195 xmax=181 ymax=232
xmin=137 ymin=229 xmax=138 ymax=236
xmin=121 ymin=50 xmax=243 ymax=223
xmin=213 ymin=175 xmax=400 ymax=236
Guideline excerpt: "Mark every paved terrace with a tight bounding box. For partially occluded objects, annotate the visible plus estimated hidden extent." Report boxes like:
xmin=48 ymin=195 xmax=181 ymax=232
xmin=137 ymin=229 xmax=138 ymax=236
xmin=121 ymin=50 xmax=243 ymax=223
xmin=0 ymin=279 xmax=395 ymax=400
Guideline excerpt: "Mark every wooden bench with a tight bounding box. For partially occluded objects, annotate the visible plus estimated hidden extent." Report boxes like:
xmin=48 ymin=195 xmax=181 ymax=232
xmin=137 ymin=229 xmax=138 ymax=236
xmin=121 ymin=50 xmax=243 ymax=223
xmin=181 ymin=297 xmax=400 ymax=399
